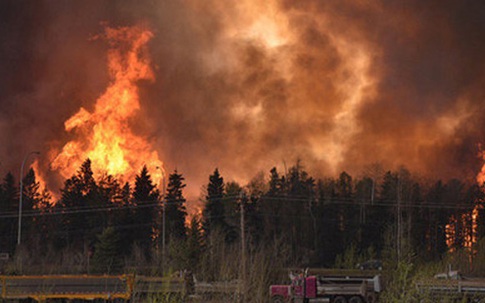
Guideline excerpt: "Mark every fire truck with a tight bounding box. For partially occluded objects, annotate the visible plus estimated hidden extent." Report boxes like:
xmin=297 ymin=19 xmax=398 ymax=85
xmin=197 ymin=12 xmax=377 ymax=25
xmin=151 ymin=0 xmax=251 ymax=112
xmin=270 ymin=272 xmax=382 ymax=303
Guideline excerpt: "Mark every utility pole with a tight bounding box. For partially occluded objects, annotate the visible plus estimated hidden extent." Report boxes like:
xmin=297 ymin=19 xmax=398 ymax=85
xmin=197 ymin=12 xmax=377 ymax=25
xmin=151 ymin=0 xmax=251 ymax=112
xmin=162 ymin=173 xmax=166 ymax=266
xmin=308 ymin=192 xmax=317 ymax=251
xmin=156 ymin=166 xmax=166 ymax=270
xmin=397 ymin=173 xmax=402 ymax=262
xmin=240 ymin=190 xmax=246 ymax=300
xmin=18 ymin=151 xmax=40 ymax=246
xmin=371 ymin=177 xmax=375 ymax=206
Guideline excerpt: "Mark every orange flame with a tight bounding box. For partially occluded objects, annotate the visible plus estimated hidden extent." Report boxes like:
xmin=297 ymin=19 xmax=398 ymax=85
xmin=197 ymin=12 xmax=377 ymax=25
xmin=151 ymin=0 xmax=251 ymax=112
xmin=477 ymin=147 xmax=485 ymax=185
xmin=32 ymin=160 xmax=50 ymax=193
xmin=445 ymin=204 xmax=482 ymax=253
xmin=51 ymin=25 xmax=163 ymax=185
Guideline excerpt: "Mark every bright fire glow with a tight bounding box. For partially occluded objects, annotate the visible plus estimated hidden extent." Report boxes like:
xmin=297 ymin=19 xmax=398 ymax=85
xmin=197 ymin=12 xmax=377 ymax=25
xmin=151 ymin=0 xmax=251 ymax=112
xmin=445 ymin=203 xmax=481 ymax=256
xmin=463 ymin=205 xmax=480 ymax=250
xmin=51 ymin=25 xmax=163 ymax=185
xmin=309 ymin=43 xmax=373 ymax=171
xmin=477 ymin=147 xmax=485 ymax=185
xmin=227 ymin=0 xmax=290 ymax=49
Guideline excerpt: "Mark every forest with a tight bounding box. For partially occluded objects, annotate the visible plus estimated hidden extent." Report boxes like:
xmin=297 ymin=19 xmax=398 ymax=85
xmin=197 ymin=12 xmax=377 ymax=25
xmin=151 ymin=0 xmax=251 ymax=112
xmin=1 ymin=159 xmax=485 ymax=300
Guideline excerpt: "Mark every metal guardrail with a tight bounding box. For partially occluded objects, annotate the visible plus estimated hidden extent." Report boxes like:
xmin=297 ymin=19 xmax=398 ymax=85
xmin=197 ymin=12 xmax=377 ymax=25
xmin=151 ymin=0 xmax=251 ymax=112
xmin=0 ymin=274 xmax=240 ymax=302
xmin=194 ymin=280 xmax=239 ymax=294
xmin=0 ymin=275 xmax=133 ymax=301
xmin=134 ymin=276 xmax=185 ymax=294
xmin=416 ymin=277 xmax=485 ymax=300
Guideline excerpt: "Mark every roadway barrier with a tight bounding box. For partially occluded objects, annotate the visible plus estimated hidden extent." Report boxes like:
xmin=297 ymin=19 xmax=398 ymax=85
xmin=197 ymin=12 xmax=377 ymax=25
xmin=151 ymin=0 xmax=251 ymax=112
xmin=0 ymin=275 xmax=133 ymax=302
xmin=0 ymin=274 xmax=240 ymax=302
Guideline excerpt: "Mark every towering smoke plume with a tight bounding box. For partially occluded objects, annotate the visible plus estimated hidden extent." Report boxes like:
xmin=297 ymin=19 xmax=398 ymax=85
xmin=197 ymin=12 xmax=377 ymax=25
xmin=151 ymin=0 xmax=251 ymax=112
xmin=0 ymin=0 xmax=484 ymax=197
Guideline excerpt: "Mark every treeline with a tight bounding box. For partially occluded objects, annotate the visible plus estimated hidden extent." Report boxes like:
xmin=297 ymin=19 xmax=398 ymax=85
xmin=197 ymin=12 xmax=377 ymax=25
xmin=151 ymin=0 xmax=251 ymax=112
xmin=0 ymin=159 xmax=484 ymax=277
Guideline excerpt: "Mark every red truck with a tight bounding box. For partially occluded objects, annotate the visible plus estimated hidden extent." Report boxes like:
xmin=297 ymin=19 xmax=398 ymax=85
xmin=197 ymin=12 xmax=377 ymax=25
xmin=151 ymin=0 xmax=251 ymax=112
xmin=270 ymin=272 xmax=382 ymax=303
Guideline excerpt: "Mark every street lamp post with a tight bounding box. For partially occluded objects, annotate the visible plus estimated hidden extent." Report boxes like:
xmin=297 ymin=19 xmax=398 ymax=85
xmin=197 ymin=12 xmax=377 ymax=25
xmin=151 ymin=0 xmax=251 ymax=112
xmin=18 ymin=151 xmax=40 ymax=246
xmin=156 ymin=166 xmax=166 ymax=265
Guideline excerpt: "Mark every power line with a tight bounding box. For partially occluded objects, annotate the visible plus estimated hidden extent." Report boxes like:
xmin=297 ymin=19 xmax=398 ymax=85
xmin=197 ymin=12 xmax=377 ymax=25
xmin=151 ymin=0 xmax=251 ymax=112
xmin=0 ymin=195 xmax=480 ymax=221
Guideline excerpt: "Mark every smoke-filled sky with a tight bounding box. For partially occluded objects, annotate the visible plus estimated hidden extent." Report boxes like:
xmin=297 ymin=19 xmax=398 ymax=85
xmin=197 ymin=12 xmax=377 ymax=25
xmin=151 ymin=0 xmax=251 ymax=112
xmin=1 ymin=0 xmax=484 ymax=199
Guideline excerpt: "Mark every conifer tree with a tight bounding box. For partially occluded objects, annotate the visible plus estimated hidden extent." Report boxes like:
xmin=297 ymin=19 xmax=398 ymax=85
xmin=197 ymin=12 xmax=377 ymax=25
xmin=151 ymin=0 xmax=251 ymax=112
xmin=113 ymin=182 xmax=135 ymax=253
xmin=268 ymin=167 xmax=284 ymax=196
xmin=164 ymin=170 xmax=187 ymax=242
xmin=132 ymin=165 xmax=159 ymax=256
xmin=372 ymin=171 xmax=399 ymax=252
xmin=336 ymin=171 xmax=358 ymax=251
xmin=21 ymin=168 xmax=41 ymax=247
xmin=185 ymin=216 xmax=203 ymax=270
xmin=315 ymin=178 xmax=341 ymax=266
xmin=240 ymin=175 xmax=265 ymax=247
xmin=410 ymin=182 xmax=428 ymax=258
xmin=0 ymin=172 xmax=17 ymax=253
xmin=223 ymin=181 xmax=242 ymax=244
xmin=285 ymin=162 xmax=316 ymax=261
xmin=91 ymin=227 xmax=123 ymax=274
xmin=202 ymin=168 xmax=226 ymax=237
xmin=260 ymin=167 xmax=284 ymax=245
xmin=355 ymin=176 xmax=374 ymax=249
xmin=2 ymin=172 xmax=17 ymax=209
xmin=33 ymin=189 xmax=53 ymax=253
xmin=0 ymin=175 xmax=6 ymax=251
xmin=18 ymin=168 xmax=52 ymax=252
xmin=96 ymin=173 xmax=122 ymax=228
xmin=57 ymin=159 xmax=99 ymax=250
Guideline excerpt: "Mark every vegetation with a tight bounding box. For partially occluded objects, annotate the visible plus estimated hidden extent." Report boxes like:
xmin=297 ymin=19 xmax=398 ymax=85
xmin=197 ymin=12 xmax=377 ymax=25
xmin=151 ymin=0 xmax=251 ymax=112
xmin=90 ymin=226 xmax=123 ymax=274
xmin=1 ymin=159 xmax=485 ymax=301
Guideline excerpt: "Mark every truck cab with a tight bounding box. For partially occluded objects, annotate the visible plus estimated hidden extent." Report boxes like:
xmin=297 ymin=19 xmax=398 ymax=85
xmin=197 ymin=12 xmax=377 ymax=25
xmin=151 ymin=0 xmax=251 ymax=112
xmin=270 ymin=272 xmax=381 ymax=303
xmin=270 ymin=273 xmax=312 ymax=303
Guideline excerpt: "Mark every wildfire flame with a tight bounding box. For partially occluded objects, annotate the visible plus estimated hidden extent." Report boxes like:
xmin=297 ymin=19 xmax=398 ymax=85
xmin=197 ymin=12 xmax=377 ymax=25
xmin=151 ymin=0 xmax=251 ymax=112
xmin=477 ymin=147 xmax=485 ymax=185
xmin=51 ymin=25 xmax=163 ymax=185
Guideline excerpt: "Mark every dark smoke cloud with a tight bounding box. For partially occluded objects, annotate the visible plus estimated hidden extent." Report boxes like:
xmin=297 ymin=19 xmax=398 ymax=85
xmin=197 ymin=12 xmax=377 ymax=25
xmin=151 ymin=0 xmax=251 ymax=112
xmin=1 ymin=0 xmax=484 ymax=199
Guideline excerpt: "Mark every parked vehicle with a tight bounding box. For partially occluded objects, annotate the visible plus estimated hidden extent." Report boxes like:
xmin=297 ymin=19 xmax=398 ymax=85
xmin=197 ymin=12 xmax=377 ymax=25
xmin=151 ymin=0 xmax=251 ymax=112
xmin=356 ymin=260 xmax=383 ymax=271
xmin=417 ymin=270 xmax=485 ymax=302
xmin=270 ymin=271 xmax=382 ymax=303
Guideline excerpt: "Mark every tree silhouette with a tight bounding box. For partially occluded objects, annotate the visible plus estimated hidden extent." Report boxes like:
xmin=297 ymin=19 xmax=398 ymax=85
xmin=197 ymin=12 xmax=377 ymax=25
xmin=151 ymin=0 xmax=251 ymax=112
xmin=336 ymin=171 xmax=359 ymax=252
xmin=21 ymin=168 xmax=41 ymax=247
xmin=202 ymin=168 xmax=226 ymax=238
xmin=91 ymin=227 xmax=123 ymax=274
xmin=259 ymin=167 xmax=285 ymax=246
xmin=355 ymin=176 xmax=373 ymax=248
xmin=1 ymin=156 xmax=483 ymax=278
xmin=0 ymin=172 xmax=17 ymax=253
xmin=285 ymin=162 xmax=315 ymax=262
xmin=315 ymin=177 xmax=341 ymax=266
xmin=185 ymin=216 xmax=203 ymax=270
xmin=113 ymin=182 xmax=135 ymax=254
xmin=132 ymin=165 xmax=159 ymax=257
xmin=57 ymin=159 xmax=101 ymax=250
xmin=164 ymin=170 xmax=187 ymax=242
